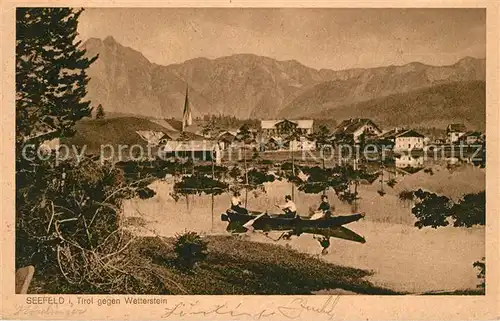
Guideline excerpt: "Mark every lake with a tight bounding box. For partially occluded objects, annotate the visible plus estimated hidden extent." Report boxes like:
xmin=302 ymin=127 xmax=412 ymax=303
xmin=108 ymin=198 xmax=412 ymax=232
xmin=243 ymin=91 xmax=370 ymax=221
xmin=123 ymin=178 xmax=485 ymax=293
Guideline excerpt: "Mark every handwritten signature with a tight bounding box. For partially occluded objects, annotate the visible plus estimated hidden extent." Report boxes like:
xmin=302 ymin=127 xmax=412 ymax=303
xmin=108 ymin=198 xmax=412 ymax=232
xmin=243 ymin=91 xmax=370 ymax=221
xmin=161 ymin=295 xmax=340 ymax=320
xmin=12 ymin=304 xmax=87 ymax=317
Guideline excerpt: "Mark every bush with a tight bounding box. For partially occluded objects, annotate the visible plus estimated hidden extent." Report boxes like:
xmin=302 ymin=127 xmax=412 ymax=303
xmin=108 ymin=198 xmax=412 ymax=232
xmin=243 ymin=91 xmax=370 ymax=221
xmin=247 ymin=169 xmax=275 ymax=186
xmin=386 ymin=178 xmax=397 ymax=188
xmin=338 ymin=191 xmax=358 ymax=204
xmin=173 ymin=174 xmax=229 ymax=196
xmin=15 ymin=156 xmax=159 ymax=292
xmin=228 ymin=166 xmax=242 ymax=181
xmin=398 ymin=190 xmax=414 ymax=202
xmin=473 ymin=257 xmax=485 ymax=289
xmin=174 ymin=232 xmax=208 ymax=270
xmin=409 ymin=189 xmax=486 ymax=229
xmin=412 ymin=189 xmax=453 ymax=229
xmin=16 ymin=157 xmax=125 ymax=269
xmin=451 ymin=191 xmax=485 ymax=227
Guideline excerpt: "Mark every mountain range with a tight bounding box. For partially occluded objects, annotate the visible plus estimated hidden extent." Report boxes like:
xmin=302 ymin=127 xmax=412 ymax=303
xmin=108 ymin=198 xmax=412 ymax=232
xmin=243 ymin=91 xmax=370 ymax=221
xmin=82 ymin=36 xmax=486 ymax=129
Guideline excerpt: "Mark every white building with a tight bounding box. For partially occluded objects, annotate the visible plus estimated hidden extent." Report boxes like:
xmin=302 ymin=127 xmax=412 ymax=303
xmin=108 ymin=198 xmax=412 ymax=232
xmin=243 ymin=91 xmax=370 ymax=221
xmin=136 ymin=130 xmax=168 ymax=146
xmin=261 ymin=119 xmax=314 ymax=137
xmin=396 ymin=154 xmax=424 ymax=168
xmin=378 ymin=128 xmax=408 ymax=143
xmin=333 ymin=118 xmax=382 ymax=143
xmin=393 ymin=129 xmax=425 ymax=152
xmin=446 ymin=124 xmax=467 ymax=143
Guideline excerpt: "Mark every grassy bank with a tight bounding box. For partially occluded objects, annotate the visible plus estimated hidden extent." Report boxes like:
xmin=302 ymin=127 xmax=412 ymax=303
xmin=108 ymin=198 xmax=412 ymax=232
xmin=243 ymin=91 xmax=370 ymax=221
xmin=30 ymin=235 xmax=398 ymax=295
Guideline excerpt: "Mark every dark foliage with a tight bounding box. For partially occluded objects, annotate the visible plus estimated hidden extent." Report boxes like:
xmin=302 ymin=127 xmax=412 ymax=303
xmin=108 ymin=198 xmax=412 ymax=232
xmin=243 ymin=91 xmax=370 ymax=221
xmin=228 ymin=166 xmax=242 ymax=181
xmin=473 ymin=257 xmax=485 ymax=289
xmin=296 ymin=166 xmax=346 ymax=194
xmin=398 ymin=190 xmax=415 ymax=202
xmin=386 ymin=178 xmax=397 ymax=188
xmin=15 ymin=157 xmax=152 ymax=270
xmin=451 ymin=191 xmax=485 ymax=227
xmin=311 ymin=124 xmax=331 ymax=147
xmin=423 ymin=168 xmax=434 ymax=175
xmin=258 ymin=159 xmax=274 ymax=165
xmin=280 ymin=162 xmax=299 ymax=172
xmin=333 ymin=132 xmax=355 ymax=148
xmin=95 ymin=104 xmax=105 ymax=119
xmin=173 ymin=232 xmax=208 ymax=270
xmin=16 ymin=8 xmax=97 ymax=151
xmin=193 ymin=164 xmax=228 ymax=179
xmin=410 ymin=189 xmax=485 ymax=229
xmin=198 ymin=114 xmax=260 ymax=130
xmin=173 ymin=174 xmax=229 ymax=196
xmin=357 ymin=169 xmax=380 ymax=184
xmin=247 ymin=169 xmax=275 ymax=186
xmin=200 ymin=118 xmax=219 ymax=137
xmin=137 ymin=187 xmax=156 ymax=199
xmin=116 ymin=159 xmax=181 ymax=181
xmin=412 ymin=189 xmax=453 ymax=229
xmin=338 ymin=191 xmax=359 ymax=204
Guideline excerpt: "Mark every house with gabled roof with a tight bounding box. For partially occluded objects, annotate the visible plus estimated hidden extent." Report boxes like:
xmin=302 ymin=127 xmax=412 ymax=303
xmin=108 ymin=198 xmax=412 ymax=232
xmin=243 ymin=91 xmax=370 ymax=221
xmin=23 ymin=120 xmax=61 ymax=152
xmin=136 ymin=130 xmax=170 ymax=146
xmin=393 ymin=129 xmax=425 ymax=152
xmin=446 ymin=123 xmax=467 ymax=143
xmin=217 ymin=131 xmax=237 ymax=150
xmin=458 ymin=131 xmax=483 ymax=145
xmin=333 ymin=118 xmax=382 ymax=143
xmin=261 ymin=119 xmax=314 ymax=138
xmin=378 ymin=128 xmax=408 ymax=142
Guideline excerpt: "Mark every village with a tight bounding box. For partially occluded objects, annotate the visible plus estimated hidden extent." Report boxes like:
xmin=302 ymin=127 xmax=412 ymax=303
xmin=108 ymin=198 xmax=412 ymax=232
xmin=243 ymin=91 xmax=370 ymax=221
xmin=132 ymin=113 xmax=486 ymax=170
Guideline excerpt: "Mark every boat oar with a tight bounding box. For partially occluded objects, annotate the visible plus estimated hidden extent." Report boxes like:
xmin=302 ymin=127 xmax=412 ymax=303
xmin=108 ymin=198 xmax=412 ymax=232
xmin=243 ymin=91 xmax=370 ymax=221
xmin=242 ymin=212 xmax=266 ymax=231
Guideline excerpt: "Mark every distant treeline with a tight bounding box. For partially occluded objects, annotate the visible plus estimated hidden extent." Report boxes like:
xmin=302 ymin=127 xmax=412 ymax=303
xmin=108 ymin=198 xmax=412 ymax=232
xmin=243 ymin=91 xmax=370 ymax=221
xmin=195 ymin=115 xmax=260 ymax=130
xmin=195 ymin=114 xmax=338 ymax=132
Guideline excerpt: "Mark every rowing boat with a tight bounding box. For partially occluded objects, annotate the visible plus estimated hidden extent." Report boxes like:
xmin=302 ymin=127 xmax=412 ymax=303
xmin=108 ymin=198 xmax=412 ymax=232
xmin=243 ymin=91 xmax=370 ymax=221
xmin=221 ymin=210 xmax=365 ymax=230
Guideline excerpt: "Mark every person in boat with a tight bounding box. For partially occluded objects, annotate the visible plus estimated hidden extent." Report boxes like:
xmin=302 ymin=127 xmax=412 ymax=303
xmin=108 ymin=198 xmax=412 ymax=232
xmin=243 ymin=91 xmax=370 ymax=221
xmin=276 ymin=195 xmax=297 ymax=218
xmin=317 ymin=195 xmax=333 ymax=219
xmin=230 ymin=191 xmax=248 ymax=214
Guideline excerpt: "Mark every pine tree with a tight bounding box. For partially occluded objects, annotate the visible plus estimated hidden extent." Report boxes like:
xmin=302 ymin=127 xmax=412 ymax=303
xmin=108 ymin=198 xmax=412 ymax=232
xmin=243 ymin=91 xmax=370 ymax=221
xmin=96 ymin=104 xmax=105 ymax=119
xmin=314 ymin=125 xmax=331 ymax=148
xmin=16 ymin=8 xmax=98 ymax=155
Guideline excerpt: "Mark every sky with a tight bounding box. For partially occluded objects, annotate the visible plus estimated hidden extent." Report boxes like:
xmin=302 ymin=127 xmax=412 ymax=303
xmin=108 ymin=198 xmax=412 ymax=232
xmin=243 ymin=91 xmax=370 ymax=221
xmin=77 ymin=8 xmax=486 ymax=70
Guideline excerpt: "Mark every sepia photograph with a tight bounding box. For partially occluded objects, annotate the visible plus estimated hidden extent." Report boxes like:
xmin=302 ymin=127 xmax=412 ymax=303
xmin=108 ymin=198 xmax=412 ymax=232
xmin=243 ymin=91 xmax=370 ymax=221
xmin=8 ymin=4 xmax=496 ymax=311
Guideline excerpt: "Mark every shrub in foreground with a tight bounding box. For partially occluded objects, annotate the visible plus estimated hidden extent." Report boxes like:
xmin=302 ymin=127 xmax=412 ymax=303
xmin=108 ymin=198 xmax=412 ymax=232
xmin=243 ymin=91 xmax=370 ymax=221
xmin=16 ymin=156 xmax=156 ymax=292
xmin=174 ymin=231 xmax=208 ymax=270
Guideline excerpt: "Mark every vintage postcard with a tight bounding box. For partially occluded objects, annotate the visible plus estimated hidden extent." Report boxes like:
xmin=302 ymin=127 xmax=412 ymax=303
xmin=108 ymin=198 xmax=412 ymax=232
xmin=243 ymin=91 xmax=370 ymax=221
xmin=1 ymin=1 xmax=499 ymax=320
